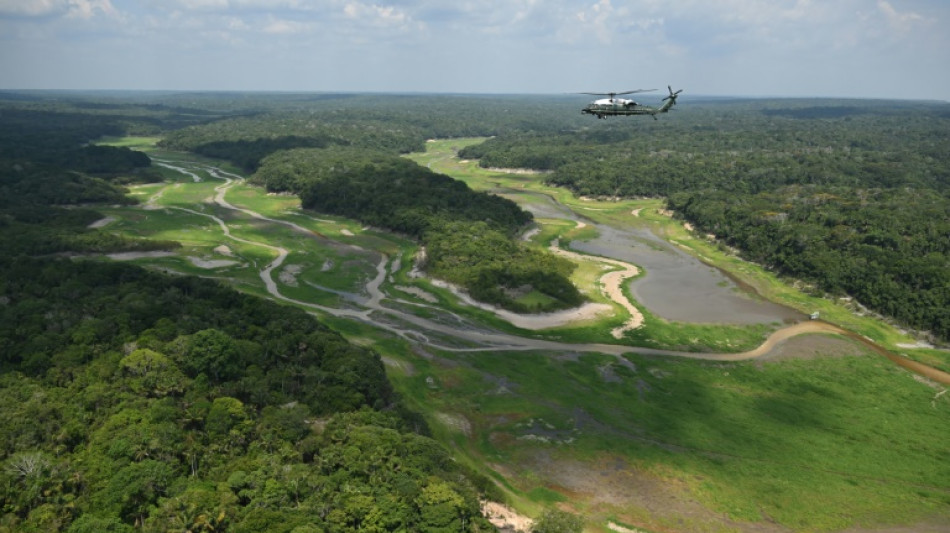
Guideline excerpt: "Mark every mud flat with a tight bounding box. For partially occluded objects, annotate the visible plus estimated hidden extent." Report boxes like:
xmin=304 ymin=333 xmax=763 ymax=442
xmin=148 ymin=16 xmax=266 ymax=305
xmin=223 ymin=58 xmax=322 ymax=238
xmin=107 ymin=251 xmax=177 ymax=261
xmin=425 ymin=277 xmax=613 ymax=330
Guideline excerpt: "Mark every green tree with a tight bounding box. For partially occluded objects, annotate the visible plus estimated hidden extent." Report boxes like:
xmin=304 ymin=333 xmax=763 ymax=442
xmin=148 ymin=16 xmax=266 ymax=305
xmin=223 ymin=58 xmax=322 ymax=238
xmin=532 ymin=509 xmax=585 ymax=533
xmin=119 ymin=348 xmax=187 ymax=397
xmin=205 ymin=396 xmax=251 ymax=443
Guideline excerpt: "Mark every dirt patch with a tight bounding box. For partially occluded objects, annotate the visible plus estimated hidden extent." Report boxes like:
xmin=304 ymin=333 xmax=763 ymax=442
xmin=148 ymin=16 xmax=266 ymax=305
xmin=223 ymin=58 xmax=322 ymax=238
xmin=521 ymin=227 xmax=541 ymax=242
xmin=548 ymin=237 xmax=644 ymax=337
xmin=481 ymin=501 xmax=533 ymax=533
xmin=395 ymin=285 xmax=439 ymax=303
xmin=279 ymin=264 xmax=303 ymax=286
xmin=608 ymin=521 xmax=650 ymax=533
xmin=520 ymin=453 xmax=788 ymax=533
xmin=755 ymin=333 xmax=867 ymax=362
xmin=485 ymin=167 xmax=551 ymax=175
xmin=423 ymin=273 xmax=613 ymax=330
xmin=214 ymin=244 xmax=234 ymax=256
xmin=188 ymin=256 xmax=240 ymax=269
xmin=434 ymin=412 xmax=472 ymax=437
xmin=88 ymin=216 xmax=116 ymax=228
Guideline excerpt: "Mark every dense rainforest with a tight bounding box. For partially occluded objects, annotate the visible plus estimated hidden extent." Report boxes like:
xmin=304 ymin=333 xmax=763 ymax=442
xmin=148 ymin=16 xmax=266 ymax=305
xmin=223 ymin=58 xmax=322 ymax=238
xmin=0 ymin=94 xmax=500 ymax=532
xmin=459 ymin=100 xmax=950 ymax=341
xmin=0 ymin=257 xmax=497 ymax=532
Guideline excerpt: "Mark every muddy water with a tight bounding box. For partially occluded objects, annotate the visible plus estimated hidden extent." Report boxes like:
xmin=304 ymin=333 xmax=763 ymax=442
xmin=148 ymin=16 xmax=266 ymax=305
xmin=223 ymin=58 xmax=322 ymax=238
xmin=572 ymin=225 xmax=802 ymax=324
xmin=509 ymin=191 xmax=802 ymax=325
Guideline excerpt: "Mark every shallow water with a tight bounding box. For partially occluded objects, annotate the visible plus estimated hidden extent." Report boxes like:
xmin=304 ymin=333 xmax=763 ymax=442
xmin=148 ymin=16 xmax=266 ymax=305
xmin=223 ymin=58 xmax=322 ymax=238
xmin=572 ymin=225 xmax=802 ymax=324
xmin=513 ymin=192 xmax=802 ymax=325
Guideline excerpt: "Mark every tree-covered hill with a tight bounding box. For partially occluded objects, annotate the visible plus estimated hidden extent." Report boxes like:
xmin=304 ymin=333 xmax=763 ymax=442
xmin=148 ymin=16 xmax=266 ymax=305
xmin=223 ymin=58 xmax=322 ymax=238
xmin=159 ymin=115 xmax=425 ymax=171
xmin=0 ymin=104 xmax=173 ymax=257
xmin=154 ymin=92 xmax=590 ymax=172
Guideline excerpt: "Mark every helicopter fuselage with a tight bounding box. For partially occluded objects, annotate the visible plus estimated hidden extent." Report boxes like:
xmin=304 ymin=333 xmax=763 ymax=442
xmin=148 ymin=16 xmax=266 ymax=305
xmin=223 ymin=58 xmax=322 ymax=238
xmin=581 ymin=87 xmax=681 ymax=119
xmin=582 ymin=98 xmax=657 ymax=119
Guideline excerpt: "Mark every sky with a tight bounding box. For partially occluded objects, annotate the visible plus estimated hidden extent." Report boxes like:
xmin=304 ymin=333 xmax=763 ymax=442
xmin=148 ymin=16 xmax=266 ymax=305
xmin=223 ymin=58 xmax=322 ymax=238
xmin=1 ymin=0 xmax=948 ymax=101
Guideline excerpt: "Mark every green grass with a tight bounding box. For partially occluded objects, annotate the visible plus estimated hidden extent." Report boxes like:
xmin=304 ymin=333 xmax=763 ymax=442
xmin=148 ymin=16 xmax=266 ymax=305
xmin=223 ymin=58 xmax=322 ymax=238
xmin=390 ymin=343 xmax=950 ymax=531
xmin=527 ymin=486 xmax=568 ymax=504
xmin=95 ymin=135 xmax=162 ymax=149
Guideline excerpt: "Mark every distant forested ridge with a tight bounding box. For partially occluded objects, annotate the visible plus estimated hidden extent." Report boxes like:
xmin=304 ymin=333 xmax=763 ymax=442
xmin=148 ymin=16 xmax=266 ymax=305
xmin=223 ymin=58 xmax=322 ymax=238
xmin=0 ymin=108 xmax=151 ymax=175
xmin=459 ymin=99 xmax=950 ymax=341
xmin=0 ymin=103 xmax=176 ymax=256
xmin=253 ymin=147 xmax=584 ymax=312
xmin=159 ymin=116 xmax=423 ymax=171
xmin=156 ymin=92 xmax=588 ymax=172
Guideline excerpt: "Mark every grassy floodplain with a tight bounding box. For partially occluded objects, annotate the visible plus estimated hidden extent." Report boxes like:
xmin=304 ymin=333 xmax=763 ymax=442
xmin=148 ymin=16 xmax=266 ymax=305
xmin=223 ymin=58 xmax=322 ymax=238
xmin=96 ymin=136 xmax=950 ymax=532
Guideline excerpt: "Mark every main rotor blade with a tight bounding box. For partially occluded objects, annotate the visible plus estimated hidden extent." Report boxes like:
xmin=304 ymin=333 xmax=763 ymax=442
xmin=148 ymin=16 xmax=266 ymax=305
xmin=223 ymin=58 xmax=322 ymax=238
xmin=579 ymin=88 xmax=656 ymax=96
xmin=615 ymin=89 xmax=656 ymax=96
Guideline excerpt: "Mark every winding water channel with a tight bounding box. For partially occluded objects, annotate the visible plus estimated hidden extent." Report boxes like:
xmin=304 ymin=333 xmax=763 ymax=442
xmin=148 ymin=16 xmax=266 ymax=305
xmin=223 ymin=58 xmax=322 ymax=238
xmin=147 ymin=160 xmax=950 ymax=385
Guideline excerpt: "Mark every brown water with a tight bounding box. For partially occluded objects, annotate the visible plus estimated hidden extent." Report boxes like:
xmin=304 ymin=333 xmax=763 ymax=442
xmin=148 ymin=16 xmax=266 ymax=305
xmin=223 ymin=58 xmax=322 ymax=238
xmin=572 ymin=225 xmax=802 ymax=324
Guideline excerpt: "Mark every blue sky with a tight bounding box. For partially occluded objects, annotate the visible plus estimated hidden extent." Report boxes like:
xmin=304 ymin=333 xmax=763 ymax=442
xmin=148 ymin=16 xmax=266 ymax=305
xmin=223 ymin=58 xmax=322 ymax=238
xmin=1 ymin=0 xmax=947 ymax=100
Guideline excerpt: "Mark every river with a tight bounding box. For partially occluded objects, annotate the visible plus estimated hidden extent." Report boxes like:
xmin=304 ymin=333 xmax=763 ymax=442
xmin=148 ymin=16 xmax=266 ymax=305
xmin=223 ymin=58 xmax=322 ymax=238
xmin=501 ymin=188 xmax=802 ymax=325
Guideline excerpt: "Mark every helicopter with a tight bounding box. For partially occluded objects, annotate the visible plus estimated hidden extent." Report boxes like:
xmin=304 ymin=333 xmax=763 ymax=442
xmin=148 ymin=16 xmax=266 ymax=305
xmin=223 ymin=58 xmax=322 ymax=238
xmin=581 ymin=86 xmax=683 ymax=119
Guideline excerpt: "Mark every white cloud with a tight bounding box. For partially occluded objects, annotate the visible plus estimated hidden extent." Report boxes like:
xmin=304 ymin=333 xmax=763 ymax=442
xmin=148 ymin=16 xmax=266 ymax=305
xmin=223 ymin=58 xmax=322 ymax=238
xmin=342 ymin=2 xmax=418 ymax=30
xmin=165 ymin=0 xmax=318 ymax=12
xmin=173 ymin=0 xmax=229 ymax=9
xmin=575 ymin=0 xmax=616 ymax=44
xmin=0 ymin=0 xmax=117 ymax=19
xmin=1 ymin=0 xmax=947 ymax=98
xmin=66 ymin=0 xmax=117 ymax=19
xmin=0 ymin=0 xmax=63 ymax=16
xmin=877 ymin=0 xmax=925 ymax=32
xmin=262 ymin=16 xmax=308 ymax=34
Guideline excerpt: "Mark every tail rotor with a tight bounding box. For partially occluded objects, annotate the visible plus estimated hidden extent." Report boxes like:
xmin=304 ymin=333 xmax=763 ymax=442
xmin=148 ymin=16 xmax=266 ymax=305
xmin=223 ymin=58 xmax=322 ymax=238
xmin=662 ymin=85 xmax=683 ymax=104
